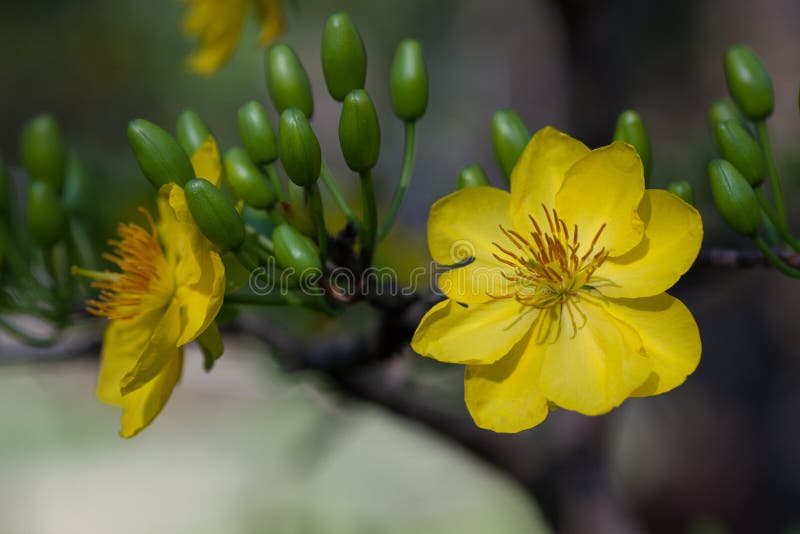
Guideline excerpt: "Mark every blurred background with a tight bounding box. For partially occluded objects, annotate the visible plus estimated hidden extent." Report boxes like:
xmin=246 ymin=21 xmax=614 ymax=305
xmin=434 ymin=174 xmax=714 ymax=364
xmin=2 ymin=0 xmax=800 ymax=532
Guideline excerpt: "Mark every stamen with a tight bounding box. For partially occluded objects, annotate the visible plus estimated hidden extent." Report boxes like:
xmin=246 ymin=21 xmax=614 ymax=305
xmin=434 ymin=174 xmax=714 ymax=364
xmin=73 ymin=208 xmax=168 ymax=320
xmin=487 ymin=209 xmax=609 ymax=311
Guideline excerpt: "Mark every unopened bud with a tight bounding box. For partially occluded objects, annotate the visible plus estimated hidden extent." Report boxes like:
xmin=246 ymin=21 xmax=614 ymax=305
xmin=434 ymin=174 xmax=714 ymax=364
xmin=184 ymin=178 xmax=245 ymax=250
xmin=390 ymin=39 xmax=428 ymax=122
xmin=708 ymin=159 xmax=760 ymax=237
xmin=457 ymin=164 xmax=489 ymax=189
xmin=322 ymin=12 xmax=367 ymax=102
xmin=20 ymin=113 xmax=66 ymax=191
xmin=707 ymin=99 xmax=747 ymax=131
xmin=127 ymin=119 xmax=195 ymax=188
xmin=723 ymin=45 xmax=773 ymax=121
xmin=238 ymin=101 xmax=278 ymax=164
xmin=613 ymin=110 xmax=651 ymax=183
xmin=272 ymin=223 xmax=321 ymax=277
xmin=667 ymin=180 xmax=694 ymax=205
xmin=27 ymin=180 xmax=66 ymax=246
xmin=224 ymin=147 xmax=276 ymax=209
xmin=265 ymin=44 xmax=314 ymax=118
xmin=339 ymin=89 xmax=381 ymax=172
xmin=278 ymin=108 xmax=321 ymax=187
xmin=176 ymin=109 xmax=211 ymax=156
xmin=713 ymin=120 xmax=764 ymax=187
xmin=491 ymin=109 xmax=530 ymax=181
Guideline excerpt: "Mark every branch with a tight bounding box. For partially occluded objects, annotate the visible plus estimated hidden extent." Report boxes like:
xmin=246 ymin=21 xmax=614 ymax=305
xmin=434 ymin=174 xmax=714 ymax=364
xmin=695 ymin=247 xmax=800 ymax=268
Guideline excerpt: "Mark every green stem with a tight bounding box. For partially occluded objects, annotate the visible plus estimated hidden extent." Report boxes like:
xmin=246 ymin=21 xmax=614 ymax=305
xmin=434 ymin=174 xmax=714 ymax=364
xmin=0 ymin=316 xmax=61 ymax=347
xmin=359 ymin=169 xmax=377 ymax=264
xmin=306 ymin=183 xmax=328 ymax=260
xmin=320 ymin=163 xmax=363 ymax=234
xmin=756 ymin=121 xmax=788 ymax=226
xmin=264 ymin=164 xmax=285 ymax=202
xmin=268 ymin=205 xmax=287 ymax=226
xmin=754 ymin=236 xmax=800 ymax=278
xmin=378 ymin=121 xmax=417 ymax=241
xmin=755 ymin=188 xmax=800 ymax=252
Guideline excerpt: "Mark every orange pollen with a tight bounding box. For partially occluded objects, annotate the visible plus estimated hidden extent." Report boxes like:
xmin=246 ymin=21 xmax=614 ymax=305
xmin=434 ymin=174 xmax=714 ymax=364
xmin=490 ymin=204 xmax=608 ymax=308
xmin=75 ymin=208 xmax=165 ymax=320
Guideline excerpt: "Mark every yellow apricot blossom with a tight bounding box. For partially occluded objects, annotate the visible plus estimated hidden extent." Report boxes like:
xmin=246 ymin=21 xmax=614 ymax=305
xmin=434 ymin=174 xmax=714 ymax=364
xmin=74 ymin=137 xmax=226 ymax=437
xmin=182 ymin=0 xmax=284 ymax=75
xmin=412 ymin=127 xmax=703 ymax=433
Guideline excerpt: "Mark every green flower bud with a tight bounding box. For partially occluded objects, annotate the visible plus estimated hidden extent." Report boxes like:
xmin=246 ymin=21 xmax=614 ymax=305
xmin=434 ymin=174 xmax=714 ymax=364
xmin=238 ymin=101 xmax=278 ymax=164
xmin=492 ymin=109 xmax=531 ymax=181
xmin=613 ymin=110 xmax=651 ymax=182
xmin=321 ymin=12 xmax=367 ymax=102
xmin=127 ymin=119 xmax=195 ymax=188
xmin=265 ymin=43 xmax=314 ymax=118
xmin=667 ymin=180 xmax=694 ymax=205
xmin=0 ymin=156 xmax=11 ymax=219
xmin=27 ymin=180 xmax=66 ymax=246
xmin=272 ymin=223 xmax=321 ymax=276
xmin=20 ymin=113 xmax=66 ymax=191
xmin=723 ymin=45 xmax=773 ymax=121
xmin=338 ymin=89 xmax=381 ymax=172
xmin=62 ymin=151 xmax=93 ymax=215
xmin=713 ymin=120 xmax=764 ymax=187
xmin=707 ymin=99 xmax=747 ymax=131
xmin=224 ymin=147 xmax=276 ymax=209
xmin=278 ymin=108 xmax=321 ymax=187
xmin=457 ymin=163 xmax=489 ymax=189
xmin=184 ymin=178 xmax=245 ymax=250
xmin=176 ymin=109 xmax=211 ymax=155
xmin=390 ymin=39 xmax=428 ymax=121
xmin=708 ymin=159 xmax=760 ymax=237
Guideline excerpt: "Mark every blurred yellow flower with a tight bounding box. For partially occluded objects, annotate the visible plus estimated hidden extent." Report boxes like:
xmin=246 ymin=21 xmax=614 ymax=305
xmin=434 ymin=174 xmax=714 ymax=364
xmin=182 ymin=0 xmax=284 ymax=75
xmin=75 ymin=138 xmax=225 ymax=437
xmin=412 ymin=127 xmax=703 ymax=433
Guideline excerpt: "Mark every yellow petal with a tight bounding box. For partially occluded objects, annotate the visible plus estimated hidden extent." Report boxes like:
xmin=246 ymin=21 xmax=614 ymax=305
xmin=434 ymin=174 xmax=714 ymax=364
xmin=183 ymin=0 xmax=249 ymax=75
xmin=120 ymin=351 xmax=183 ymax=439
xmin=538 ymin=297 xmax=651 ymax=415
xmin=593 ymin=189 xmax=703 ymax=299
xmin=96 ymin=314 xmax=160 ymax=406
xmin=191 ymin=135 xmax=223 ymax=188
xmin=604 ymin=293 xmax=701 ymax=397
xmin=120 ymin=299 xmax=182 ymax=394
xmin=427 ymin=186 xmax=514 ymax=303
xmin=175 ymin=251 xmax=226 ymax=346
xmin=510 ymin=126 xmax=589 ymax=231
xmin=412 ymin=299 xmax=537 ymax=365
xmin=464 ymin=327 xmax=551 ymax=433
xmin=253 ymin=0 xmax=284 ymax=45
xmin=555 ymin=142 xmax=645 ymax=256
xmin=164 ymin=184 xmax=216 ymax=287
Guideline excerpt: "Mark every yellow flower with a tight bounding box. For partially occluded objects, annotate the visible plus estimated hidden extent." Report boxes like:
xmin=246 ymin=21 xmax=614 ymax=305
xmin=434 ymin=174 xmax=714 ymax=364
xmin=75 ymin=137 xmax=226 ymax=437
xmin=412 ymin=127 xmax=703 ymax=433
xmin=182 ymin=0 xmax=284 ymax=75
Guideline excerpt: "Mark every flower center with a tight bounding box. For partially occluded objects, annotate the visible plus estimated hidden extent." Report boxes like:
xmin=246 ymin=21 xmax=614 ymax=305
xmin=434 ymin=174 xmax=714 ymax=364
xmin=490 ymin=204 xmax=608 ymax=309
xmin=73 ymin=208 xmax=171 ymax=320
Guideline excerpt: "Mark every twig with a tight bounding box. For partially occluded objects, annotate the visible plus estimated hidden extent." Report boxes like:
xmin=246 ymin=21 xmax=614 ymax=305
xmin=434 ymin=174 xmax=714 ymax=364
xmin=695 ymin=247 xmax=800 ymax=268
